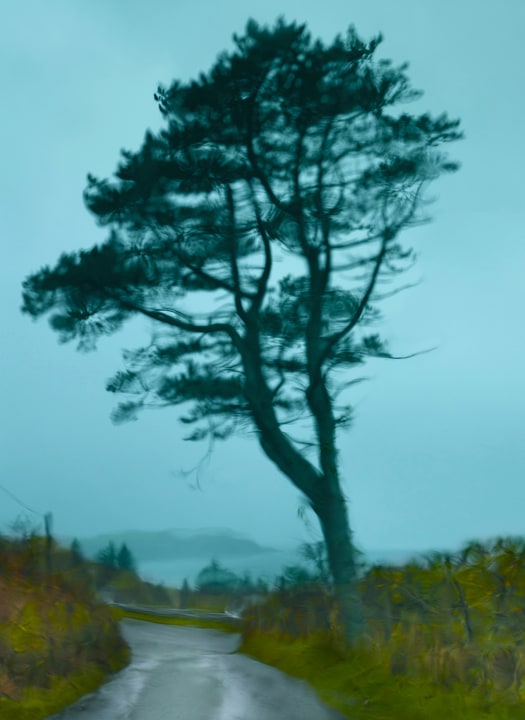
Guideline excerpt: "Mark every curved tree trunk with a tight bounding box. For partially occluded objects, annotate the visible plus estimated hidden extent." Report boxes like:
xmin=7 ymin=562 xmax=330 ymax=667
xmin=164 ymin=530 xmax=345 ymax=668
xmin=312 ymin=482 xmax=364 ymax=645
xmin=242 ymin=326 xmax=363 ymax=645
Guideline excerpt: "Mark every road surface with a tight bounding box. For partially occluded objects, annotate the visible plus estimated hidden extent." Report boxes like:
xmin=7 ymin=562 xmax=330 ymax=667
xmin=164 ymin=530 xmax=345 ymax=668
xmin=48 ymin=618 xmax=346 ymax=720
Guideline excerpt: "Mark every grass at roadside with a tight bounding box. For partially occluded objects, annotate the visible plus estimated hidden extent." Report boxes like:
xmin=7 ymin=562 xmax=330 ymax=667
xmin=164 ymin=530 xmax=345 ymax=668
xmin=0 ymin=592 xmax=130 ymax=720
xmin=0 ymin=607 xmax=236 ymax=720
xmin=235 ymin=537 xmax=525 ymax=719
xmin=0 ymin=661 xmax=123 ymax=720
xmin=111 ymin=606 xmax=240 ymax=633
xmin=239 ymin=631 xmax=525 ymax=720
xmin=0 ymin=531 xmax=132 ymax=720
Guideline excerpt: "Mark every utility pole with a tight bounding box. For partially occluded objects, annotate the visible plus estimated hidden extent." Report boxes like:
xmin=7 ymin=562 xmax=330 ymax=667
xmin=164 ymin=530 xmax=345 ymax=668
xmin=44 ymin=511 xmax=53 ymax=577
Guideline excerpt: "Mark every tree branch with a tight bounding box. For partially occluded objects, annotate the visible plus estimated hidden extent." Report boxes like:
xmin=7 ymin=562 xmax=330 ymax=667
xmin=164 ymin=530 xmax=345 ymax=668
xmin=318 ymin=180 xmax=425 ymax=372
xmin=316 ymin=117 xmax=336 ymax=294
xmin=319 ymin=230 xmax=390 ymax=368
xmin=119 ymin=298 xmax=243 ymax=348
xmin=225 ymin=184 xmax=248 ymax=322
xmin=371 ymin=280 xmax=421 ymax=301
xmin=246 ymin=182 xmax=273 ymax=311
xmin=245 ymin=66 xmax=298 ymax=218
xmin=157 ymin=227 xmax=252 ymax=298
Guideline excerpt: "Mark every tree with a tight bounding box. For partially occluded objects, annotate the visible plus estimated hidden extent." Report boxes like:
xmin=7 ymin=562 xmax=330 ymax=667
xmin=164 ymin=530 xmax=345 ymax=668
xmin=22 ymin=18 xmax=461 ymax=644
xmin=179 ymin=578 xmax=192 ymax=608
xmin=116 ymin=542 xmax=137 ymax=573
xmin=278 ymin=563 xmax=317 ymax=588
xmin=195 ymin=559 xmax=240 ymax=594
xmin=96 ymin=541 xmax=117 ymax=569
xmin=70 ymin=537 xmax=85 ymax=566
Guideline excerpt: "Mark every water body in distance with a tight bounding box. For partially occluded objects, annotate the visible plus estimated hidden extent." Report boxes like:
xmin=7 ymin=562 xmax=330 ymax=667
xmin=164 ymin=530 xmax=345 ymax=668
xmin=138 ymin=548 xmax=428 ymax=588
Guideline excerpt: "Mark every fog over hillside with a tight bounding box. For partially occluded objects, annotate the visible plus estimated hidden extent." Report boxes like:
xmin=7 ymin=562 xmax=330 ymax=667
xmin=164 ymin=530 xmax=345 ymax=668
xmin=59 ymin=527 xmax=437 ymax=587
xmin=62 ymin=527 xmax=278 ymax=563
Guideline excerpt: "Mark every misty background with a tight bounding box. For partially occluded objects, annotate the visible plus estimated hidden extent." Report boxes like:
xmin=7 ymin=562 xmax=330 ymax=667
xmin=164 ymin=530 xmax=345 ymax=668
xmin=1 ymin=0 xmax=524 ymax=583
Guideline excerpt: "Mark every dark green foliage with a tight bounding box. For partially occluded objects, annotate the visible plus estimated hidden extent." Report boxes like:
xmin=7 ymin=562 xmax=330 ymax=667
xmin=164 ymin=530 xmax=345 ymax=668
xmin=93 ymin=542 xmax=139 ymax=590
xmin=96 ymin=541 xmax=117 ymax=569
xmin=22 ymin=17 xmax=460 ymax=443
xmin=70 ymin=538 xmax=84 ymax=566
xmin=195 ymin=558 xmax=241 ymax=593
xmin=116 ymin=542 xmax=136 ymax=572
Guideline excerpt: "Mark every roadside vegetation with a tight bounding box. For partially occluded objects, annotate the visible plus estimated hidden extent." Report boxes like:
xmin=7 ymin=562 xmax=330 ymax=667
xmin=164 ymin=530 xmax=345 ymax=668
xmin=101 ymin=534 xmax=525 ymax=718
xmin=91 ymin=534 xmax=525 ymax=718
xmin=0 ymin=521 xmax=138 ymax=720
xmin=5 ymin=522 xmax=525 ymax=719
xmin=0 ymin=519 xmax=252 ymax=718
xmin=237 ymin=536 xmax=525 ymax=719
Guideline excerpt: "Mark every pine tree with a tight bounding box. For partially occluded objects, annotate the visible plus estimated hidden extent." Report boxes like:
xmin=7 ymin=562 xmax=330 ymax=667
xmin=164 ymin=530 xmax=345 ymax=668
xmin=116 ymin=542 xmax=137 ymax=573
xmin=96 ymin=541 xmax=117 ymax=569
xmin=70 ymin=537 xmax=85 ymax=566
xmin=22 ymin=18 xmax=461 ymax=644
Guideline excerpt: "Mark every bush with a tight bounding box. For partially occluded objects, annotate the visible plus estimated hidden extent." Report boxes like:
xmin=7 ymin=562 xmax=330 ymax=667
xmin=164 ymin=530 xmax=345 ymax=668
xmin=0 ymin=533 xmax=130 ymax=719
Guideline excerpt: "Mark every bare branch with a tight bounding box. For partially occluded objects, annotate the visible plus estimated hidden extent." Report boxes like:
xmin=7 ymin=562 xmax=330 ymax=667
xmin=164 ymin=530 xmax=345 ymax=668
xmin=378 ymin=345 xmax=437 ymax=360
xmin=328 ymin=231 xmax=388 ymax=251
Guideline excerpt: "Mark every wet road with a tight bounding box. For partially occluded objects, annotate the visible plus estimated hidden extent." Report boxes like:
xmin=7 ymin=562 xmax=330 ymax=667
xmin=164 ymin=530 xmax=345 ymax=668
xmin=48 ymin=619 xmax=346 ymax=720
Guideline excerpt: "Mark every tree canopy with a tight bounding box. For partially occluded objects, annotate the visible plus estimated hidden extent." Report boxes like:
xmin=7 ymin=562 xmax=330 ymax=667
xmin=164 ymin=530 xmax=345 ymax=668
xmin=23 ymin=19 xmax=460 ymax=443
xmin=196 ymin=558 xmax=240 ymax=593
xmin=116 ymin=542 xmax=137 ymax=572
xmin=96 ymin=541 xmax=118 ymax=569
xmin=22 ymin=17 xmax=461 ymax=644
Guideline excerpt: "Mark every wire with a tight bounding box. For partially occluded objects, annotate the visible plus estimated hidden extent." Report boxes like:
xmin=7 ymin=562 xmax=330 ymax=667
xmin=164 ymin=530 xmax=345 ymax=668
xmin=0 ymin=483 xmax=43 ymax=517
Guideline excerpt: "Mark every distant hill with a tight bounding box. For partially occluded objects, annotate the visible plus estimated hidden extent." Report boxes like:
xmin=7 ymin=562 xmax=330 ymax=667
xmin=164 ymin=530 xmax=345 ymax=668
xmin=64 ymin=528 xmax=278 ymax=563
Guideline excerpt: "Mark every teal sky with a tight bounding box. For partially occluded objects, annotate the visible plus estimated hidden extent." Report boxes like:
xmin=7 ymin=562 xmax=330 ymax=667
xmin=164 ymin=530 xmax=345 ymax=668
xmin=1 ymin=0 xmax=524 ymax=552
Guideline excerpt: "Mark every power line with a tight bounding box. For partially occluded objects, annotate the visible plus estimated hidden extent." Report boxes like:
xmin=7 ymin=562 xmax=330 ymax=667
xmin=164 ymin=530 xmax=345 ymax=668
xmin=0 ymin=483 xmax=43 ymax=517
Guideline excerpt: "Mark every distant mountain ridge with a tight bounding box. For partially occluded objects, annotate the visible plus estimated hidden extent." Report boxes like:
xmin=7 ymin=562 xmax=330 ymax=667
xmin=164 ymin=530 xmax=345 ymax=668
xmin=64 ymin=528 xmax=277 ymax=563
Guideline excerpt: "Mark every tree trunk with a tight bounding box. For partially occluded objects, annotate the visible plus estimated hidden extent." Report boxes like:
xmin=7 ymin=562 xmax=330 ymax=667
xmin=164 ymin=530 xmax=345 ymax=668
xmin=242 ymin=324 xmax=364 ymax=646
xmin=312 ymin=487 xmax=364 ymax=646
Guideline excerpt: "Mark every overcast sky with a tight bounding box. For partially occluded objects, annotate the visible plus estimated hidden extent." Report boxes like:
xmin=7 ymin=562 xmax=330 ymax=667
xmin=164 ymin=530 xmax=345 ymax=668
xmin=1 ymin=0 xmax=524 ymax=552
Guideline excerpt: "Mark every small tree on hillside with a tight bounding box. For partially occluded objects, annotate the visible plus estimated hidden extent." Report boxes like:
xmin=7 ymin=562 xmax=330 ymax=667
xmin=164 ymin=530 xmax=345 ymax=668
xmin=196 ymin=559 xmax=240 ymax=594
xmin=179 ymin=578 xmax=192 ymax=608
xmin=70 ymin=537 xmax=85 ymax=566
xmin=95 ymin=541 xmax=119 ymax=587
xmin=96 ymin=541 xmax=117 ymax=569
xmin=22 ymin=18 xmax=461 ymax=644
xmin=116 ymin=542 xmax=137 ymax=573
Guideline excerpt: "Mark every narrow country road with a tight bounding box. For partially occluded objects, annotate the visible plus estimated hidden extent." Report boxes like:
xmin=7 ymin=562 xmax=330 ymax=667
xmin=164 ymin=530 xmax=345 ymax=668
xmin=47 ymin=619 xmax=346 ymax=720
